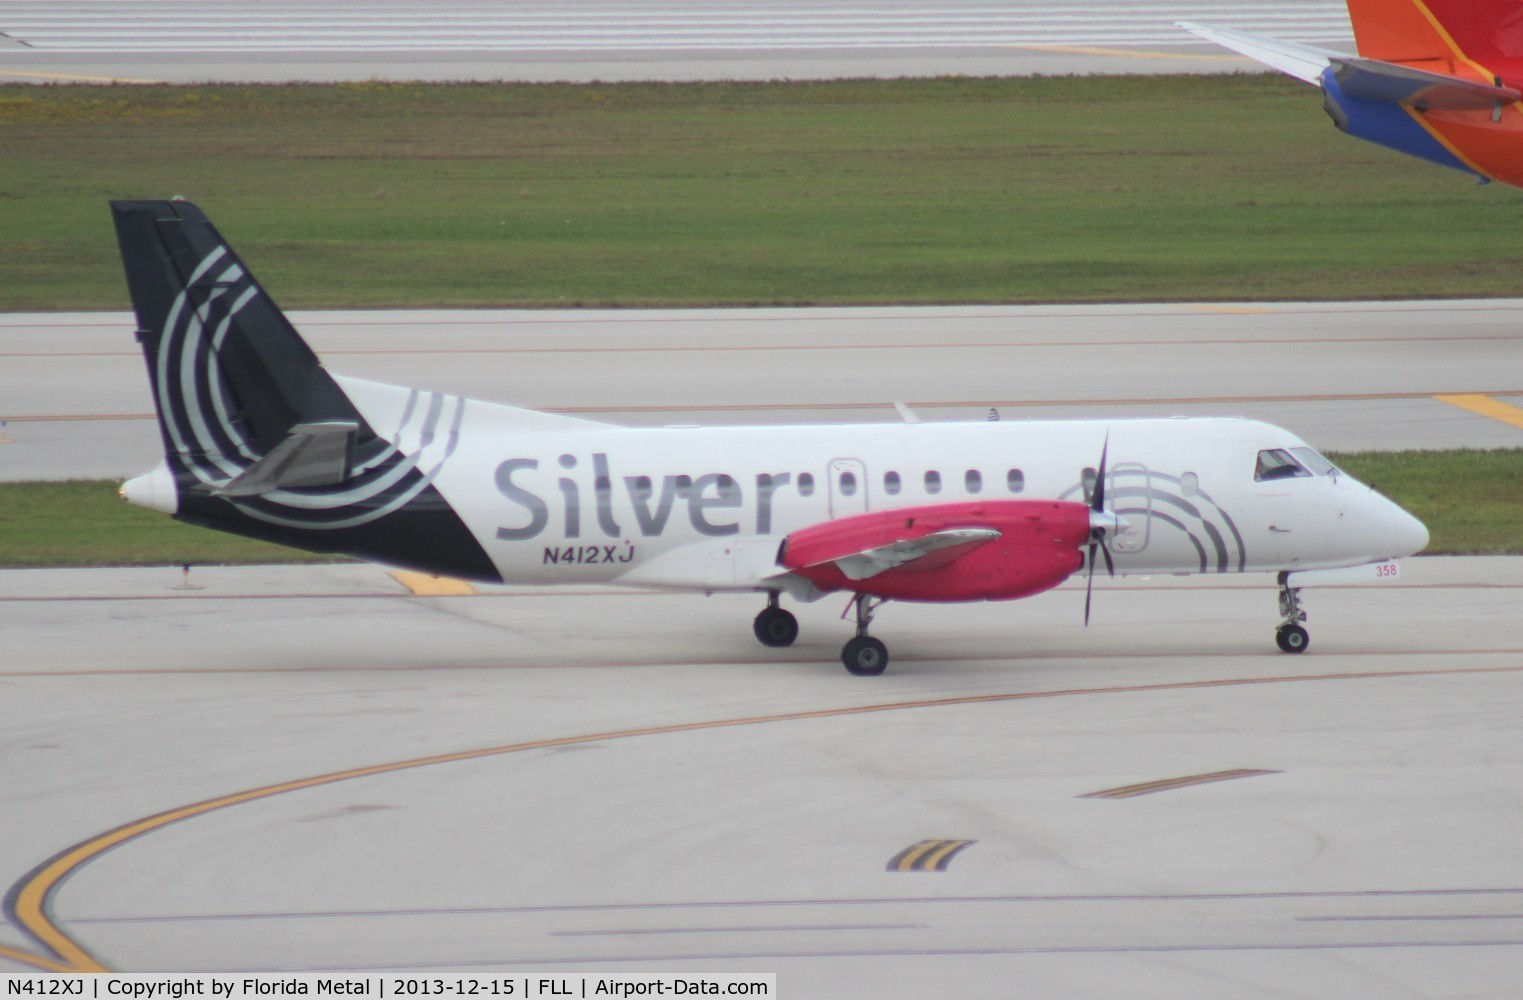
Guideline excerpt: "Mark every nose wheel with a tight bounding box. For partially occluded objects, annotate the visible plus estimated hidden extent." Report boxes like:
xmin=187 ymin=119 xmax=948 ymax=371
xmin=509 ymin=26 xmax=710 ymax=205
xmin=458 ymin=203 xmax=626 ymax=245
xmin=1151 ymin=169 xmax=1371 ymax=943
xmin=1275 ymin=574 xmax=1309 ymax=654
xmin=841 ymin=593 xmax=889 ymax=675
xmin=1276 ymin=624 xmax=1310 ymax=653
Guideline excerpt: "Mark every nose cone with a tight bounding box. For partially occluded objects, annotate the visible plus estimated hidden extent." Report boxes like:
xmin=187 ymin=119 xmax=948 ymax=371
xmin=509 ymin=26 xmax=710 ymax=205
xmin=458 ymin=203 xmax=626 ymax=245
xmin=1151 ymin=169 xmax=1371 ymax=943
xmin=120 ymin=460 xmax=179 ymax=515
xmin=1391 ymin=503 xmax=1429 ymax=558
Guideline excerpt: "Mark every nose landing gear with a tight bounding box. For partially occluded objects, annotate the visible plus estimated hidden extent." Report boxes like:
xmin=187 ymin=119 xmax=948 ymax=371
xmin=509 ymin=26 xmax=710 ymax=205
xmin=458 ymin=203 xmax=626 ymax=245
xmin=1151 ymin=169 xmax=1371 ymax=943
xmin=1275 ymin=573 xmax=1309 ymax=653
xmin=841 ymin=593 xmax=889 ymax=676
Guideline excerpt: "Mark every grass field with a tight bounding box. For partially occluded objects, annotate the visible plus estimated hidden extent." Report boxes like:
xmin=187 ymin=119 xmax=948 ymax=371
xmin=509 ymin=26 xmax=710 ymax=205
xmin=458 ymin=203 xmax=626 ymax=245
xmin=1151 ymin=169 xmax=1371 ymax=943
xmin=6 ymin=76 xmax=1523 ymax=310
xmin=0 ymin=480 xmax=337 ymax=568
xmin=3 ymin=450 xmax=1518 ymax=568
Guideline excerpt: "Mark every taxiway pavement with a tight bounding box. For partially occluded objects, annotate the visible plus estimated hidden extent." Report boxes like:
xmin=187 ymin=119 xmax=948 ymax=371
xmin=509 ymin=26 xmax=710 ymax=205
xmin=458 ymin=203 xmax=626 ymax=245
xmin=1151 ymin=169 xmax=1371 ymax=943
xmin=2 ymin=558 xmax=1520 ymax=994
xmin=3 ymin=301 xmax=1522 ymax=482
xmin=0 ymin=0 xmax=1351 ymax=84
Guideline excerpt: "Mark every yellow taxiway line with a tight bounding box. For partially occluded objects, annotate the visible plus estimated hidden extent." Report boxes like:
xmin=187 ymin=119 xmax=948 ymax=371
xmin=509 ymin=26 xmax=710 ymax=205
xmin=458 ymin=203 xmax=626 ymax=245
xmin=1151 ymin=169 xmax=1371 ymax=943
xmin=1433 ymin=394 xmax=1523 ymax=432
xmin=1080 ymin=768 xmax=1281 ymax=799
xmin=0 ymin=70 xmax=165 ymax=84
xmin=887 ymin=839 xmax=978 ymax=873
xmin=388 ymin=570 xmax=478 ymax=596
xmin=8 ymin=662 xmax=1523 ymax=972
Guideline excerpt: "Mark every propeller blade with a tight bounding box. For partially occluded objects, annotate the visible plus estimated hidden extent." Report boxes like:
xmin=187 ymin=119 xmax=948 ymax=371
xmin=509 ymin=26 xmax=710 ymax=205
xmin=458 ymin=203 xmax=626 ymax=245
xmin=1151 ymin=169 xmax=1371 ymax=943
xmin=1084 ymin=541 xmax=1096 ymax=627
xmin=1085 ymin=431 xmax=1111 ymax=627
xmin=1091 ymin=433 xmax=1109 ymax=514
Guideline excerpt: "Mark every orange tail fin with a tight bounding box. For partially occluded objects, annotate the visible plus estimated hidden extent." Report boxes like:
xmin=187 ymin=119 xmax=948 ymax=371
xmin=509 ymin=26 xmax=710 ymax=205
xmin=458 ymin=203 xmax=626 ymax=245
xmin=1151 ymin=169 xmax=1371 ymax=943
xmin=1346 ymin=0 xmax=1523 ymax=67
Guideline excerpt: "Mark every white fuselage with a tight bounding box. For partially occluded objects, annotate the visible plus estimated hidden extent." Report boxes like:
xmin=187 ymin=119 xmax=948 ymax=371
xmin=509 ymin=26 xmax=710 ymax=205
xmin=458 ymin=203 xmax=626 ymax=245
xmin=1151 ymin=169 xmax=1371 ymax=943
xmin=337 ymin=378 xmax=1429 ymax=596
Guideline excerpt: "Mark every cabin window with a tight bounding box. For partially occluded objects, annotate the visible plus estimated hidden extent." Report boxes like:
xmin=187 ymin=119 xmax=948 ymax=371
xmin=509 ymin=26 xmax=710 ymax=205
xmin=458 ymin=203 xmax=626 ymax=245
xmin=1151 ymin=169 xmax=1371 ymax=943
xmin=925 ymin=470 xmax=942 ymax=494
xmin=632 ymin=476 xmax=652 ymax=500
xmin=716 ymin=474 xmax=739 ymax=499
xmin=965 ymin=469 xmax=982 ymax=494
xmin=1180 ymin=472 xmax=1199 ymax=497
xmin=798 ymin=472 xmax=815 ymax=497
xmin=674 ymin=474 xmax=693 ymax=494
xmin=839 ymin=470 xmax=858 ymax=496
xmin=1006 ymin=468 xmax=1025 ymax=493
xmin=1081 ymin=467 xmax=1097 ymax=502
xmin=1255 ymin=449 xmax=1311 ymax=482
xmin=884 ymin=471 xmax=901 ymax=495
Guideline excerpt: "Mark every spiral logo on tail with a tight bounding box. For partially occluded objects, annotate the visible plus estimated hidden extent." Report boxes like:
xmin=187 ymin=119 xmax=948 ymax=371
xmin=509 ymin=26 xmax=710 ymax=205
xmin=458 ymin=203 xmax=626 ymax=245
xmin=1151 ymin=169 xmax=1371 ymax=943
xmin=156 ymin=246 xmax=462 ymax=530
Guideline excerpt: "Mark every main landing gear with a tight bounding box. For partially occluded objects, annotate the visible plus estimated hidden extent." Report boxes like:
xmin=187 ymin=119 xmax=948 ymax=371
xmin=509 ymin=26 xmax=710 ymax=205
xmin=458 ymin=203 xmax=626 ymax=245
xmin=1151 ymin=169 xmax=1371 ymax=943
xmin=753 ymin=591 xmax=799 ymax=648
xmin=1275 ymin=573 xmax=1309 ymax=654
xmin=752 ymin=591 xmax=890 ymax=676
xmin=841 ymin=593 xmax=889 ymax=676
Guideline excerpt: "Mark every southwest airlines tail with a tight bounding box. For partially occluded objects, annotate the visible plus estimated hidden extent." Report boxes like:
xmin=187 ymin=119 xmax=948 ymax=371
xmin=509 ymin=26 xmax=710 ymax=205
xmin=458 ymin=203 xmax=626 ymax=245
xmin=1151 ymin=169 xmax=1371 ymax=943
xmin=1346 ymin=0 xmax=1523 ymax=67
xmin=112 ymin=199 xmax=499 ymax=580
xmin=1182 ymin=0 xmax=1523 ymax=188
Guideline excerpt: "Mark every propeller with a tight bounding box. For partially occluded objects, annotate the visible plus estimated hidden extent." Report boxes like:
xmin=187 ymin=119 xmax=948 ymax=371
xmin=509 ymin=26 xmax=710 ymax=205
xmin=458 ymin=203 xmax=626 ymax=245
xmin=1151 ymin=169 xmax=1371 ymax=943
xmin=1084 ymin=433 xmax=1117 ymax=627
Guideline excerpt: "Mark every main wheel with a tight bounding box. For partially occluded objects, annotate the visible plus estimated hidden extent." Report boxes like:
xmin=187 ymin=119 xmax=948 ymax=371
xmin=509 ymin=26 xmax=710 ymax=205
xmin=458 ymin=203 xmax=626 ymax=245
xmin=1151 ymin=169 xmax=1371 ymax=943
xmin=1276 ymin=624 xmax=1310 ymax=654
xmin=841 ymin=636 xmax=889 ymax=676
xmin=753 ymin=607 xmax=799 ymax=647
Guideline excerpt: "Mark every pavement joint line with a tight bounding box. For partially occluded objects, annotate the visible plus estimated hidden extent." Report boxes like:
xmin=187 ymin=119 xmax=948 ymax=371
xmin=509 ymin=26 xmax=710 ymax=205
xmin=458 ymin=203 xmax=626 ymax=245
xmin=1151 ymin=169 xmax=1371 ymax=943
xmin=7 ymin=660 xmax=1523 ymax=972
xmin=15 ymin=333 xmax=1523 ymax=360
xmin=1006 ymin=44 xmax=1250 ymax=63
xmin=63 ymin=886 xmax=1523 ymax=925
xmin=4 ymin=653 xmax=1523 ymax=680
xmin=6 ymin=304 xmax=1523 ymax=331
xmin=11 ymin=388 xmax=1523 ymax=422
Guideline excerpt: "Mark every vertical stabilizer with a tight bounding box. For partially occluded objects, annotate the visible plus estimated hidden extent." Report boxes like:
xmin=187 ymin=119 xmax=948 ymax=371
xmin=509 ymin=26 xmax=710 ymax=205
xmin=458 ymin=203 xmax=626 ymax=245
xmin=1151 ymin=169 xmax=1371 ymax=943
xmin=110 ymin=199 xmax=501 ymax=581
xmin=111 ymin=199 xmax=371 ymax=472
xmin=1346 ymin=0 xmax=1523 ymax=68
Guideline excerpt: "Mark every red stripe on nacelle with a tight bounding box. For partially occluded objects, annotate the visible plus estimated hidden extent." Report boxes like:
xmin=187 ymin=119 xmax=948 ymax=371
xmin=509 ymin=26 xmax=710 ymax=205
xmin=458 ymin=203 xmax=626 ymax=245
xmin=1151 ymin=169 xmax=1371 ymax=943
xmin=779 ymin=499 xmax=1091 ymax=603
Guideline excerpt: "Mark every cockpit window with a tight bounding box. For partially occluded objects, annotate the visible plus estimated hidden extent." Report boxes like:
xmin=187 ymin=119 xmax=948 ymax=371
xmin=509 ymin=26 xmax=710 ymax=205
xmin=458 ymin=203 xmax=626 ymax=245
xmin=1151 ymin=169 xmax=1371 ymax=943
xmin=1290 ymin=447 xmax=1340 ymax=477
xmin=1255 ymin=449 xmax=1311 ymax=482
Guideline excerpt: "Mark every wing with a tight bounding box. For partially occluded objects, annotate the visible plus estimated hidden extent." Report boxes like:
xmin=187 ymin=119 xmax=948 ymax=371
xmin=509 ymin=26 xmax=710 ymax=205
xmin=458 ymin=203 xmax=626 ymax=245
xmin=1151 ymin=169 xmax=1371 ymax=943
xmin=774 ymin=499 xmax=1091 ymax=603
xmin=802 ymin=527 xmax=1001 ymax=581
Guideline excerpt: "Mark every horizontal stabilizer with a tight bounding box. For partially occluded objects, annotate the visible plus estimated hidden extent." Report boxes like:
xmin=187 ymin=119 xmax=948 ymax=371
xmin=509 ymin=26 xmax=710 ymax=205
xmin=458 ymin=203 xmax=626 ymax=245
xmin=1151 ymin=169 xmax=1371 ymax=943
xmin=213 ymin=421 xmax=358 ymax=498
xmin=817 ymin=528 xmax=1001 ymax=581
xmin=1330 ymin=58 xmax=1521 ymax=111
xmin=1177 ymin=22 xmax=1337 ymax=84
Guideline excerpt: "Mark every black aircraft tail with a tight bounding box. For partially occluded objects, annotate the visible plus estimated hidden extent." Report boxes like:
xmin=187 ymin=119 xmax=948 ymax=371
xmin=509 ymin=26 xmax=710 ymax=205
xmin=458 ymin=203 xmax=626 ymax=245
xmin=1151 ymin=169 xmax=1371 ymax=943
xmin=111 ymin=199 xmax=499 ymax=581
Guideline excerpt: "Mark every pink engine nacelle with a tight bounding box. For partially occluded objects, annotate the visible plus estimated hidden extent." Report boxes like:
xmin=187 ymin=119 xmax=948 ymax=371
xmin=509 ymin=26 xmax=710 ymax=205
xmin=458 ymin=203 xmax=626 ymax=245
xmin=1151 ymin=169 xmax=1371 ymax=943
xmin=778 ymin=499 xmax=1092 ymax=603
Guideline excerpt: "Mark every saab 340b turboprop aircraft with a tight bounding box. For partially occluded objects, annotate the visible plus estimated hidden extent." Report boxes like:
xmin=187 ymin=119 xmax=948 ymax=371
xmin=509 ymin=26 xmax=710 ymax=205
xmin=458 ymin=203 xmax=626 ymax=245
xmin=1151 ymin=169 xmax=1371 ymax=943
xmin=1183 ymin=0 xmax=1523 ymax=188
xmin=113 ymin=200 xmax=1429 ymax=675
